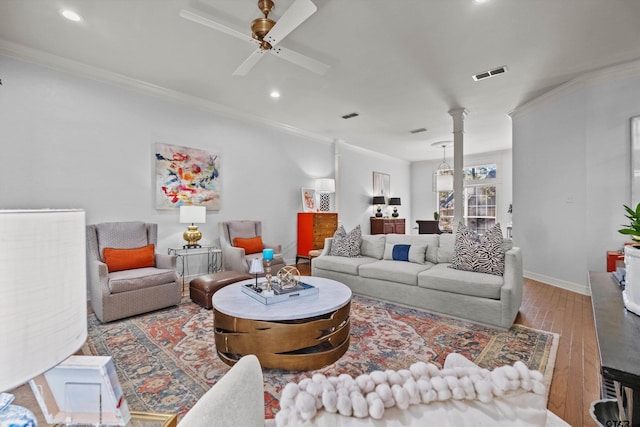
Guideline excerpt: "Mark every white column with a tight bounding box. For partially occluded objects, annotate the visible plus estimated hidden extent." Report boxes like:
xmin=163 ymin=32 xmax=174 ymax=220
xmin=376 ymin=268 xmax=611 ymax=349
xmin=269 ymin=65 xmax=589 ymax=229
xmin=449 ymin=108 xmax=468 ymax=230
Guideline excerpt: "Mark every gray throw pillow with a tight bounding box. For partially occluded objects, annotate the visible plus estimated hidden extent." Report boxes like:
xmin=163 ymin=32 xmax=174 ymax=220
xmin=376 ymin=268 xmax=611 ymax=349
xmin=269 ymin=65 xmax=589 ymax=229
xmin=330 ymin=225 xmax=362 ymax=257
xmin=450 ymin=222 xmax=505 ymax=275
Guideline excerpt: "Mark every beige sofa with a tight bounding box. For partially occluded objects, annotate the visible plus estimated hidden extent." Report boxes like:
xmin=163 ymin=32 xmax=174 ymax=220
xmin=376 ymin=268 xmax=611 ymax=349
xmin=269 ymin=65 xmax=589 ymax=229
xmin=312 ymin=233 xmax=523 ymax=329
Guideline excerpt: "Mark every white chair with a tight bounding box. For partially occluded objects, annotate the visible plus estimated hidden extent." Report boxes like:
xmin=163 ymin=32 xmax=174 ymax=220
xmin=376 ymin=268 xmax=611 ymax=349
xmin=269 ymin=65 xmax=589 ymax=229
xmin=218 ymin=220 xmax=286 ymax=275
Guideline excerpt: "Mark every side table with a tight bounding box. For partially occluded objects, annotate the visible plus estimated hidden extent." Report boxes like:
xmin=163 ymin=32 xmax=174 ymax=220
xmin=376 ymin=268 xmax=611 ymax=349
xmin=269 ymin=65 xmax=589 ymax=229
xmin=168 ymin=246 xmax=222 ymax=291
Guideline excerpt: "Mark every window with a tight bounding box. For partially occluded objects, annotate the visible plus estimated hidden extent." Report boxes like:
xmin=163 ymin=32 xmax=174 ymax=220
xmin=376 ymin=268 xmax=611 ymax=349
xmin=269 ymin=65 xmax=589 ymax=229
xmin=437 ymin=164 xmax=497 ymax=234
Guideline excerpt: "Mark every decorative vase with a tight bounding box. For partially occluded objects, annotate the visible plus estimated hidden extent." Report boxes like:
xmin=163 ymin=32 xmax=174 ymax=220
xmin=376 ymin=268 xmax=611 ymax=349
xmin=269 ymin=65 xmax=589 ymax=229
xmin=623 ymin=245 xmax=640 ymax=316
xmin=0 ymin=393 xmax=37 ymax=427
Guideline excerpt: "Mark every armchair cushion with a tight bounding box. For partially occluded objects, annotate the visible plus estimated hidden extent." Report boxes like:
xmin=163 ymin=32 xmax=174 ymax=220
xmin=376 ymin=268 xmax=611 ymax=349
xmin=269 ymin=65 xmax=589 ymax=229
xmin=228 ymin=221 xmax=258 ymax=241
xmin=103 ymin=244 xmax=155 ymax=272
xmin=95 ymin=221 xmax=148 ymax=261
xmin=108 ymin=267 xmax=177 ymax=294
xmin=233 ymin=236 xmax=264 ymax=254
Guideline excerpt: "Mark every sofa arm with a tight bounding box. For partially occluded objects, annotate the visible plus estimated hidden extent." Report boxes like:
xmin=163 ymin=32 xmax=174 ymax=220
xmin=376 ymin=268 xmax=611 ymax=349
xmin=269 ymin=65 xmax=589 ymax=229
xmin=500 ymin=247 xmax=524 ymax=326
xmin=178 ymin=355 xmax=265 ymax=427
xmin=263 ymin=242 xmax=282 ymax=254
xmin=87 ymin=259 xmax=110 ymax=321
xmin=155 ymin=253 xmax=176 ymax=270
xmin=222 ymin=245 xmax=249 ymax=272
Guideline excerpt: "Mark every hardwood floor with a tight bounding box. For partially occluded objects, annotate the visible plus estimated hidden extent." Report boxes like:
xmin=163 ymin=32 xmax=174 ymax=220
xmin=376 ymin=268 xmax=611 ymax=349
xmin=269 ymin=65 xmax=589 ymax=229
xmin=298 ymin=263 xmax=601 ymax=427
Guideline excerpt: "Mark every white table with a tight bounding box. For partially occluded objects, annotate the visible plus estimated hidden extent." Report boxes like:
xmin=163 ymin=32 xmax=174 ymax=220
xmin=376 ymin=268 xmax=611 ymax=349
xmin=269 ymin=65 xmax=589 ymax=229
xmin=212 ymin=276 xmax=352 ymax=370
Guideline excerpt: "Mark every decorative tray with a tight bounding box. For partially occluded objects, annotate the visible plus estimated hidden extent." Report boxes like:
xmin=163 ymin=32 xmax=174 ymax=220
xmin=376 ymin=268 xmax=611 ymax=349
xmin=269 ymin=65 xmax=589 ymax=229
xmin=241 ymin=281 xmax=318 ymax=305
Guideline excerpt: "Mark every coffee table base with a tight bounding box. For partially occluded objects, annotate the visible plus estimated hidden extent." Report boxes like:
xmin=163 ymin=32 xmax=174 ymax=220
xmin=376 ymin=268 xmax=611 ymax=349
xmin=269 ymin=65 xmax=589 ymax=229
xmin=214 ymin=302 xmax=350 ymax=370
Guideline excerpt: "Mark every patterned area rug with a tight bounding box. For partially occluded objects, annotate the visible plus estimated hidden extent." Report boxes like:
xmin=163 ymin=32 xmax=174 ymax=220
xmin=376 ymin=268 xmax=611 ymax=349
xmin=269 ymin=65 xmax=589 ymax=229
xmin=87 ymin=295 xmax=558 ymax=419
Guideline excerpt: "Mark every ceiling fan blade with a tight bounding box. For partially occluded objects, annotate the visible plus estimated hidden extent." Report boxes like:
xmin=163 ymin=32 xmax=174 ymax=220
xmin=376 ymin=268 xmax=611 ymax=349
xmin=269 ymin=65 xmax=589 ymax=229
xmin=271 ymin=46 xmax=330 ymax=75
xmin=179 ymin=9 xmax=254 ymax=44
xmin=232 ymin=49 xmax=267 ymax=76
xmin=263 ymin=0 xmax=317 ymax=47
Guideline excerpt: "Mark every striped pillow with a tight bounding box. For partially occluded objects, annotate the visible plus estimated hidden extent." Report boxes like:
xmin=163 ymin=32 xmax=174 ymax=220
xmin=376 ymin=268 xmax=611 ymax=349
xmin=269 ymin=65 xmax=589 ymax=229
xmin=450 ymin=223 xmax=505 ymax=275
xmin=330 ymin=225 xmax=362 ymax=257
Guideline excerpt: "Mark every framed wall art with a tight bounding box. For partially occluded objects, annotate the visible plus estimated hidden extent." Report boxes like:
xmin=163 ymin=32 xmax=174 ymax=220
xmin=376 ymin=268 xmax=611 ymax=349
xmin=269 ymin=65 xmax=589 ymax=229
xmin=301 ymin=188 xmax=316 ymax=212
xmin=154 ymin=143 xmax=221 ymax=210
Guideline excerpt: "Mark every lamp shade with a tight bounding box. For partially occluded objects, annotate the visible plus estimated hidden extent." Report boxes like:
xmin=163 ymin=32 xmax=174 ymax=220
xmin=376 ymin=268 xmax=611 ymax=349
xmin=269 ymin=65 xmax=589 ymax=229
xmin=0 ymin=209 xmax=87 ymax=392
xmin=372 ymin=196 xmax=386 ymax=205
xmin=249 ymin=258 xmax=264 ymax=275
xmin=388 ymin=197 xmax=401 ymax=206
xmin=436 ymin=174 xmax=454 ymax=192
xmin=179 ymin=205 xmax=206 ymax=224
xmin=315 ymin=178 xmax=335 ymax=193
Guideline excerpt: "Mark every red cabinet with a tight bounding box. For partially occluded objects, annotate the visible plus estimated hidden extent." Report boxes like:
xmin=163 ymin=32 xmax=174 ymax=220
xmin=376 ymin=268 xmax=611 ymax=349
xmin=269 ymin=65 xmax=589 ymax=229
xmin=297 ymin=213 xmax=338 ymax=263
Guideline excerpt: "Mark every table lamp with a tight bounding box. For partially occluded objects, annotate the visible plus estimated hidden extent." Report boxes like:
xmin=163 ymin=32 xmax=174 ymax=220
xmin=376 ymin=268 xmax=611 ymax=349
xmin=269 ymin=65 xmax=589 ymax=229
xmin=315 ymin=178 xmax=335 ymax=212
xmin=180 ymin=205 xmax=206 ymax=248
xmin=372 ymin=196 xmax=386 ymax=217
xmin=249 ymin=258 xmax=264 ymax=290
xmin=0 ymin=209 xmax=87 ymax=426
xmin=388 ymin=197 xmax=402 ymax=217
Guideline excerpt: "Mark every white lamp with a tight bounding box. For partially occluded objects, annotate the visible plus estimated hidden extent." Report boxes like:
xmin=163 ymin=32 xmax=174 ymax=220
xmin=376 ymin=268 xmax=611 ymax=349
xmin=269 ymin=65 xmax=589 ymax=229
xmin=433 ymin=142 xmax=454 ymax=192
xmin=0 ymin=209 xmax=87 ymax=426
xmin=315 ymin=178 xmax=335 ymax=212
xmin=180 ymin=205 xmax=206 ymax=248
xmin=249 ymin=258 xmax=264 ymax=290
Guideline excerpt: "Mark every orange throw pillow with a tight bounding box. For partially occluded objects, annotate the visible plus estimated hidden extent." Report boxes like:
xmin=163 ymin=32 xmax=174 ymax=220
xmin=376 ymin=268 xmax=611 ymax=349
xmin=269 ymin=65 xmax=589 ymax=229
xmin=103 ymin=244 xmax=155 ymax=272
xmin=233 ymin=236 xmax=264 ymax=254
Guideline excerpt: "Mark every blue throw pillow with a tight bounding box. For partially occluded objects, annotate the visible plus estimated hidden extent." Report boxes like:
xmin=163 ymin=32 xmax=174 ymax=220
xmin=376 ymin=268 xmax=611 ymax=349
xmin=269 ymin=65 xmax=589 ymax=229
xmin=391 ymin=244 xmax=410 ymax=262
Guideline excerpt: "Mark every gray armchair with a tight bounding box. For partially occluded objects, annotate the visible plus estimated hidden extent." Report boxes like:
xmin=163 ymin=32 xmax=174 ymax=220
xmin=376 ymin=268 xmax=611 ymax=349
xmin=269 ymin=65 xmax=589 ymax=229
xmin=218 ymin=220 xmax=286 ymax=275
xmin=86 ymin=222 xmax=181 ymax=322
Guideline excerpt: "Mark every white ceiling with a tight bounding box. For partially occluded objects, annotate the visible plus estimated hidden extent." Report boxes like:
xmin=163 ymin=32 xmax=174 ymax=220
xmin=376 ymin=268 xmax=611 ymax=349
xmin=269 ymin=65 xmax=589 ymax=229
xmin=1 ymin=0 xmax=640 ymax=161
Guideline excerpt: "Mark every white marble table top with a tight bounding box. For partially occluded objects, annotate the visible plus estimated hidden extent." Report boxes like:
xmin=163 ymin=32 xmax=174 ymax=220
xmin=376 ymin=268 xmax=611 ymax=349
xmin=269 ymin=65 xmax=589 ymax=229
xmin=212 ymin=276 xmax=352 ymax=321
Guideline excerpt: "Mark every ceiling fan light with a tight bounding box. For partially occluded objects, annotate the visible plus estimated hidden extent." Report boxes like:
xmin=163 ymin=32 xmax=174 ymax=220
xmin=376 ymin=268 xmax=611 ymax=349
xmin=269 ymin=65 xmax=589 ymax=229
xmin=251 ymin=17 xmax=276 ymax=43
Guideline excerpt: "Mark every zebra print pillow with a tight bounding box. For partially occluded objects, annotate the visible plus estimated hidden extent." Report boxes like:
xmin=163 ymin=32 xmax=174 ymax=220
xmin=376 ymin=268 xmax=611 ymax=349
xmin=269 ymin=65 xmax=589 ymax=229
xmin=450 ymin=223 xmax=505 ymax=275
xmin=329 ymin=225 xmax=362 ymax=257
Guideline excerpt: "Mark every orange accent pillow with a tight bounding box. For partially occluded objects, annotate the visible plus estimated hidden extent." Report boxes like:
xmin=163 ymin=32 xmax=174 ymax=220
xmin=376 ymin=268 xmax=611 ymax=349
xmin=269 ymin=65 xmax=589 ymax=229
xmin=103 ymin=244 xmax=155 ymax=272
xmin=233 ymin=236 xmax=264 ymax=254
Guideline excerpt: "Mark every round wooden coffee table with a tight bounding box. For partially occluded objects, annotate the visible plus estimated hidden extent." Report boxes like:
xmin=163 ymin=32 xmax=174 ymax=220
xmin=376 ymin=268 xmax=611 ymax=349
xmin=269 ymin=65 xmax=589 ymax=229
xmin=212 ymin=276 xmax=352 ymax=370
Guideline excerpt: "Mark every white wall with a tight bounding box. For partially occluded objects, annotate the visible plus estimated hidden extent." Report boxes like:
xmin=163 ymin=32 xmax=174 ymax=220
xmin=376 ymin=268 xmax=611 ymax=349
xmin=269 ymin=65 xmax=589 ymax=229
xmin=336 ymin=142 xmax=411 ymax=233
xmin=0 ymin=55 xmax=413 ymax=266
xmin=511 ymin=61 xmax=640 ymax=294
xmin=410 ymin=149 xmax=513 ymax=235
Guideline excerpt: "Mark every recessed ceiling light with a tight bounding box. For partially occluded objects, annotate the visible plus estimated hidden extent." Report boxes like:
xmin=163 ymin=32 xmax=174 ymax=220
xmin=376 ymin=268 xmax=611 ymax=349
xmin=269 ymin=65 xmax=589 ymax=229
xmin=60 ymin=9 xmax=83 ymax=22
xmin=270 ymin=90 xmax=280 ymax=99
xmin=474 ymin=0 xmax=489 ymax=3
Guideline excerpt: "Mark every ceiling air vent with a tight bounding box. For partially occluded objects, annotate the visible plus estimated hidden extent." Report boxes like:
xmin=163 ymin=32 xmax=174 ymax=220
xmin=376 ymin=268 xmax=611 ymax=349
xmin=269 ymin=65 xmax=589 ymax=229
xmin=341 ymin=112 xmax=359 ymax=119
xmin=473 ymin=65 xmax=508 ymax=81
xmin=409 ymin=127 xmax=427 ymax=134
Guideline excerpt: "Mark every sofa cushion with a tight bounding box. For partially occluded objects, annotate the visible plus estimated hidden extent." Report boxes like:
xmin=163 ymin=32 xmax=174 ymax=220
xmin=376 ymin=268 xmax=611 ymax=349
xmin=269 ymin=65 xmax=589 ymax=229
xmin=418 ymin=263 xmax=504 ymax=299
xmin=450 ymin=223 xmax=505 ymax=275
xmin=330 ymin=225 xmax=362 ymax=257
xmin=436 ymin=233 xmax=455 ymax=263
xmin=108 ymin=267 xmax=176 ymax=294
xmin=360 ymin=234 xmax=385 ymax=259
xmin=103 ymin=244 xmax=155 ymax=272
xmin=383 ymin=243 xmax=427 ymax=264
xmin=233 ymin=236 xmax=263 ymax=254
xmin=385 ymin=234 xmax=439 ymax=263
xmin=95 ymin=221 xmax=148 ymax=261
xmin=313 ymin=255 xmax=377 ymax=275
xmin=359 ymin=260 xmax=433 ymax=286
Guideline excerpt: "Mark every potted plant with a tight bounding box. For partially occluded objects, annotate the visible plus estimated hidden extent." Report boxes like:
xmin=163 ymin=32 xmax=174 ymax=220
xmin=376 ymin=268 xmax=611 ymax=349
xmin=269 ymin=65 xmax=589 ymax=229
xmin=618 ymin=203 xmax=640 ymax=242
xmin=433 ymin=211 xmax=439 ymax=221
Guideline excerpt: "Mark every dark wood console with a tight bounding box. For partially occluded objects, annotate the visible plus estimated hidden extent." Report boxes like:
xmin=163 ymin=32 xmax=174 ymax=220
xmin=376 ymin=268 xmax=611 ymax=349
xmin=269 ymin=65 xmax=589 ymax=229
xmin=589 ymin=271 xmax=640 ymax=425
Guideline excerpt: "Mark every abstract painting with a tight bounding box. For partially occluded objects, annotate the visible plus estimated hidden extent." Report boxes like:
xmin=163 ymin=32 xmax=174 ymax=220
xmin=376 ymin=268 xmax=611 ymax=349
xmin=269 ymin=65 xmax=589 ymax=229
xmin=154 ymin=143 xmax=221 ymax=210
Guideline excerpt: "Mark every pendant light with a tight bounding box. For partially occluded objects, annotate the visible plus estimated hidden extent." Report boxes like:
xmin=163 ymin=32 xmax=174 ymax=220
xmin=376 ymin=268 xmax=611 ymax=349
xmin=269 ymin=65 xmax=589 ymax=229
xmin=432 ymin=142 xmax=453 ymax=192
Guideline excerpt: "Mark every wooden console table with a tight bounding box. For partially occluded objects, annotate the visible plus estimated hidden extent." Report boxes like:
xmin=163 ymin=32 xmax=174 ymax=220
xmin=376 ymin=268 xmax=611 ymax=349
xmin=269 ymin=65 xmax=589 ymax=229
xmin=589 ymin=271 xmax=640 ymax=425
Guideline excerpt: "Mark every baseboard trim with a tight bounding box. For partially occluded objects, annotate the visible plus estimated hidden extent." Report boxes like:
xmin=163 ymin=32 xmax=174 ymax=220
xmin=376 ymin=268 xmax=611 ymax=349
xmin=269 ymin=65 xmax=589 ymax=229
xmin=524 ymin=271 xmax=590 ymax=296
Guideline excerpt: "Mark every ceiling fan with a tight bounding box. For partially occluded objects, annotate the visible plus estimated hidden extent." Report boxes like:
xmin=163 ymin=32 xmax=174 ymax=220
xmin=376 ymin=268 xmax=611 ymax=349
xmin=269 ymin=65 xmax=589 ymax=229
xmin=180 ymin=0 xmax=330 ymax=76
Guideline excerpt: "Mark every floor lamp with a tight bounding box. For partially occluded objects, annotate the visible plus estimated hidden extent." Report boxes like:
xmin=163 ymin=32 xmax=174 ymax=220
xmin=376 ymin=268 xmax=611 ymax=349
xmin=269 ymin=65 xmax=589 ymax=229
xmin=0 ymin=209 xmax=87 ymax=426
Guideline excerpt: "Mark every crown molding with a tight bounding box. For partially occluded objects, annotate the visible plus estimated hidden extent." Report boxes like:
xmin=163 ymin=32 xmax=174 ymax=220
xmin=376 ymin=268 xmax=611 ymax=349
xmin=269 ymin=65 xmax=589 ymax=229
xmin=510 ymin=58 xmax=640 ymax=118
xmin=0 ymin=39 xmax=334 ymax=145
